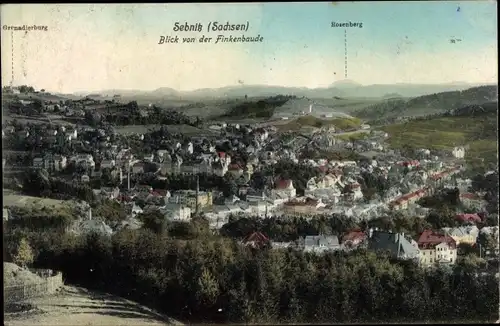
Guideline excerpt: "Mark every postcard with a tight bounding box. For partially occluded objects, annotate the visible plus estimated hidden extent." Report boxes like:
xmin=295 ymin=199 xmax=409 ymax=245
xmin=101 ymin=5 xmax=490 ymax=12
xmin=2 ymin=2 xmax=498 ymax=326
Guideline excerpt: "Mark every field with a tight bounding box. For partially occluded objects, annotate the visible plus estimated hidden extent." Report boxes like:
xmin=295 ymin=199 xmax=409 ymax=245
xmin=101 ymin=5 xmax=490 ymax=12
xmin=2 ymin=113 xmax=77 ymax=126
xmin=2 ymin=191 xmax=70 ymax=209
xmin=378 ymin=116 xmax=498 ymax=164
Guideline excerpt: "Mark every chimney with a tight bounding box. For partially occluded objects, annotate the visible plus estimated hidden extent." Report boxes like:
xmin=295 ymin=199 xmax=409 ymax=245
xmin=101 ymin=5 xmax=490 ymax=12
xmin=369 ymin=228 xmax=373 ymax=238
xmin=88 ymin=207 xmax=92 ymax=221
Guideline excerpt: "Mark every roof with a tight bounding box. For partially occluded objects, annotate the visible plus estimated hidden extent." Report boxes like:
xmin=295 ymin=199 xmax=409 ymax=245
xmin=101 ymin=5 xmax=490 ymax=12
xmin=369 ymin=231 xmax=419 ymax=258
xmin=460 ymin=193 xmax=482 ymax=200
xmin=342 ymin=230 xmax=367 ymax=243
xmin=151 ymin=189 xmax=169 ymax=197
xmin=242 ymin=231 xmax=270 ymax=247
xmin=417 ymin=230 xmax=456 ymax=249
xmin=456 ymin=213 xmax=482 ymax=223
xmin=442 ymin=226 xmax=479 ymax=237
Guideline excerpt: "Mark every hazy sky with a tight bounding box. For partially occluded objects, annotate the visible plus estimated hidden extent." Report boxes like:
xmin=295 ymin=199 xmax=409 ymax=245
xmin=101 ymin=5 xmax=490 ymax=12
xmin=1 ymin=2 xmax=497 ymax=93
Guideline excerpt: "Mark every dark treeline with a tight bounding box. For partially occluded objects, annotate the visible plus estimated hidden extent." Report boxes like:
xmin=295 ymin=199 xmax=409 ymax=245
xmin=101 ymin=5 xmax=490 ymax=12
xmin=86 ymin=101 xmax=202 ymax=127
xmin=224 ymin=95 xmax=295 ymax=119
xmin=3 ymin=225 xmax=498 ymax=324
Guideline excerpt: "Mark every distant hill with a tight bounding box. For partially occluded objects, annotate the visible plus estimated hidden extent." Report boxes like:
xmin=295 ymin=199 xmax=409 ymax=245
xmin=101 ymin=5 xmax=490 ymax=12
xmin=87 ymin=82 xmax=493 ymax=100
xmin=354 ymin=85 xmax=498 ymax=122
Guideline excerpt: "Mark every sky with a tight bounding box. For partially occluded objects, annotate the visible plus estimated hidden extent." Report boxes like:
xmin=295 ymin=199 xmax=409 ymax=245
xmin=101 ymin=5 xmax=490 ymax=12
xmin=0 ymin=2 xmax=497 ymax=93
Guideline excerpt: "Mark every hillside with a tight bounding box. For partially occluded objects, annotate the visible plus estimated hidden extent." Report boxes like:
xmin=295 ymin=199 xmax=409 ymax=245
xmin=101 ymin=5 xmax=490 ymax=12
xmin=271 ymin=97 xmax=356 ymax=119
xmin=354 ymin=85 xmax=498 ymax=122
xmin=379 ymin=102 xmax=498 ymax=166
xmin=280 ymin=115 xmax=362 ymax=132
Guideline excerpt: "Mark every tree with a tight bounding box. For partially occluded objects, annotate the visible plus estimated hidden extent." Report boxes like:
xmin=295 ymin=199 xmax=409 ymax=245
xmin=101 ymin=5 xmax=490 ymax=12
xmin=196 ymin=268 xmax=220 ymax=305
xmin=13 ymin=238 xmax=34 ymax=268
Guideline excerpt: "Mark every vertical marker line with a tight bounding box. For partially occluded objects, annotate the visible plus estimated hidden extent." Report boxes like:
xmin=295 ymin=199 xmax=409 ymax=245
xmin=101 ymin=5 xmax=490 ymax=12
xmin=344 ymin=29 xmax=348 ymax=79
xmin=11 ymin=30 xmax=14 ymax=86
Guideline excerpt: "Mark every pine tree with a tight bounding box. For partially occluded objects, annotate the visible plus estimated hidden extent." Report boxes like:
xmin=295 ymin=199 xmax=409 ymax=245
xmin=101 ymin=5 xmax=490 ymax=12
xmin=14 ymin=238 xmax=34 ymax=268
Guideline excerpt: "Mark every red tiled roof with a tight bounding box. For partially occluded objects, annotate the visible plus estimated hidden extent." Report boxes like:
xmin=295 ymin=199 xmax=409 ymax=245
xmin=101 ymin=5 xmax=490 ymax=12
xmin=152 ymin=189 xmax=168 ymax=197
xmin=217 ymin=152 xmax=226 ymax=158
xmin=242 ymin=231 xmax=270 ymax=247
xmin=417 ymin=230 xmax=456 ymax=249
xmin=342 ymin=231 xmax=367 ymax=243
xmin=456 ymin=213 xmax=482 ymax=223
xmin=460 ymin=193 xmax=481 ymax=200
xmin=399 ymin=160 xmax=420 ymax=167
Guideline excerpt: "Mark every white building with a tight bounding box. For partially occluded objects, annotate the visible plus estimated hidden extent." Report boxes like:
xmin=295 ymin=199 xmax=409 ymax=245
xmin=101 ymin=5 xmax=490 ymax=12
xmin=417 ymin=230 xmax=458 ymax=267
xmin=452 ymin=146 xmax=465 ymax=159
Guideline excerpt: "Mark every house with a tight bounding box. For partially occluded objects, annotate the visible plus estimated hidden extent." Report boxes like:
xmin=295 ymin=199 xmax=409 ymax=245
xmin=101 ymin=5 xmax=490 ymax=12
xmin=460 ymin=193 xmax=487 ymax=209
xmin=303 ymin=235 xmax=340 ymax=253
xmin=32 ymin=154 xmax=67 ymax=172
xmin=69 ymin=218 xmax=113 ymax=237
xmin=455 ymin=213 xmax=482 ymax=224
xmin=417 ymin=230 xmax=457 ymax=267
xmin=143 ymin=154 xmax=154 ymax=162
xmin=212 ymin=160 xmax=228 ymax=177
xmin=341 ymin=230 xmax=367 ymax=249
xmin=72 ymin=154 xmax=95 ymax=169
xmin=100 ymin=159 xmax=115 ymax=169
xmin=442 ymin=226 xmax=479 ymax=245
xmin=283 ymin=197 xmax=326 ymax=216
xmin=97 ymin=187 xmax=120 ymax=200
xmin=132 ymin=162 xmax=146 ymax=174
xmin=125 ymin=203 xmax=143 ymax=218
xmin=344 ymin=182 xmax=363 ymax=201
xmin=452 ymin=146 xmax=465 ymax=159
xmin=160 ymin=204 xmax=192 ymax=221
xmin=168 ymin=190 xmax=213 ymax=211
xmin=3 ymin=208 xmax=10 ymax=221
xmin=368 ymin=230 xmax=420 ymax=261
xmin=271 ymin=179 xmax=296 ymax=199
xmin=241 ymin=231 xmax=270 ymax=249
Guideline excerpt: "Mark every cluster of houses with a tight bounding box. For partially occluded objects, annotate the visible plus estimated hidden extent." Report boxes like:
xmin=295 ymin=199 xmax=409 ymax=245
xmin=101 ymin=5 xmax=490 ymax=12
xmin=10 ymin=119 xmax=483 ymax=231
xmin=241 ymin=225 xmax=499 ymax=266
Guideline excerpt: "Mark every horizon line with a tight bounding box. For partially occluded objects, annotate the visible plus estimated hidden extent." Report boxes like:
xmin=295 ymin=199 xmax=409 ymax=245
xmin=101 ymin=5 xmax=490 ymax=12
xmin=59 ymin=81 xmax=496 ymax=95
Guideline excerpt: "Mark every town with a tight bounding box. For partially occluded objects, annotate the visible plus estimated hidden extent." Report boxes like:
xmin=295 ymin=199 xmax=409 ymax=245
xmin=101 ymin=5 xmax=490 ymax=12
xmin=3 ymin=81 xmax=499 ymax=324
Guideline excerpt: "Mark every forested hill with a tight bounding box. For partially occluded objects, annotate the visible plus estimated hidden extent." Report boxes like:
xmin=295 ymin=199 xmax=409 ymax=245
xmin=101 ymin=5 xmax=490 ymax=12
xmin=354 ymin=85 xmax=498 ymax=122
xmin=446 ymin=101 xmax=498 ymax=117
